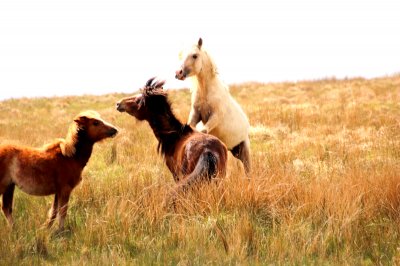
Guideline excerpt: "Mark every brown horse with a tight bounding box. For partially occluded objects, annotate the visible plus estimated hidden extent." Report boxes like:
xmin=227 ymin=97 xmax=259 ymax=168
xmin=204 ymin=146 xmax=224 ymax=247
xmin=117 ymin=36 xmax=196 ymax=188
xmin=116 ymin=78 xmax=228 ymax=196
xmin=0 ymin=110 xmax=118 ymax=230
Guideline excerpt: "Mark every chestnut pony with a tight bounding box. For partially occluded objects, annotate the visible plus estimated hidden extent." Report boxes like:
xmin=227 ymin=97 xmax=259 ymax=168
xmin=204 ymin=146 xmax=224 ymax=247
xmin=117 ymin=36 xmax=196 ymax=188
xmin=116 ymin=78 xmax=228 ymax=195
xmin=0 ymin=110 xmax=118 ymax=230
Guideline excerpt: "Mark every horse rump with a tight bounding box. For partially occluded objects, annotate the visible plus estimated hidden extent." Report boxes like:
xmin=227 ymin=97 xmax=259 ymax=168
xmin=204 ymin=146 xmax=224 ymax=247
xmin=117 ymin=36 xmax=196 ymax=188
xmin=177 ymin=150 xmax=221 ymax=193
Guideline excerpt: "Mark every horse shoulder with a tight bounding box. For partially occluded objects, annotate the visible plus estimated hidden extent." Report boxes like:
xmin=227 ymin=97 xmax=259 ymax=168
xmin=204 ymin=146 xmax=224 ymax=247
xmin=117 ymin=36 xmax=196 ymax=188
xmin=0 ymin=145 xmax=20 ymax=185
xmin=206 ymin=93 xmax=228 ymax=117
xmin=164 ymin=137 xmax=186 ymax=176
xmin=191 ymin=86 xmax=205 ymax=106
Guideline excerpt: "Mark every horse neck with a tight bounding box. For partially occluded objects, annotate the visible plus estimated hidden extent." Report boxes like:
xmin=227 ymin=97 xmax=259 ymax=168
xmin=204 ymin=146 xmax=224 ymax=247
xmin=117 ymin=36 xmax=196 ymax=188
xmin=147 ymin=109 xmax=187 ymax=155
xmin=193 ymin=52 xmax=219 ymax=97
xmin=73 ymin=132 xmax=94 ymax=166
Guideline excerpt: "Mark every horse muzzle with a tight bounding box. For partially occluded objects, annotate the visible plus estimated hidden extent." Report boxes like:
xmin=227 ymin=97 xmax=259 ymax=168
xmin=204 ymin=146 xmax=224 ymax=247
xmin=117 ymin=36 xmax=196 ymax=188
xmin=175 ymin=68 xmax=188 ymax=80
xmin=107 ymin=127 xmax=118 ymax=137
xmin=116 ymin=102 xmax=126 ymax=112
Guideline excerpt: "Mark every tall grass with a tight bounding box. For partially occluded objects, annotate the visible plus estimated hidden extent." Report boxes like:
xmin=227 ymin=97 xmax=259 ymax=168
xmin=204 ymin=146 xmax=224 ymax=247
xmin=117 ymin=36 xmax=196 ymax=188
xmin=0 ymin=75 xmax=399 ymax=264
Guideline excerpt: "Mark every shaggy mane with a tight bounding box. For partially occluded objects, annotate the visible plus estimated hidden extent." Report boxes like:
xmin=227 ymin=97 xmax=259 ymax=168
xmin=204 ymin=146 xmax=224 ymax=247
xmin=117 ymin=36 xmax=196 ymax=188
xmin=77 ymin=110 xmax=101 ymax=120
xmin=157 ymin=124 xmax=193 ymax=156
xmin=41 ymin=139 xmax=64 ymax=152
xmin=60 ymin=122 xmax=79 ymax=157
xmin=141 ymin=78 xmax=193 ymax=156
xmin=201 ymin=50 xmax=219 ymax=77
xmin=138 ymin=87 xmax=167 ymax=109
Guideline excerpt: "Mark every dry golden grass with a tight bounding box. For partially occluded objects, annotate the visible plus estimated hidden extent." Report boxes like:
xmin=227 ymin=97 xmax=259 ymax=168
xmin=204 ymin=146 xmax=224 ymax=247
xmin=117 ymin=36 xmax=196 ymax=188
xmin=0 ymin=75 xmax=400 ymax=264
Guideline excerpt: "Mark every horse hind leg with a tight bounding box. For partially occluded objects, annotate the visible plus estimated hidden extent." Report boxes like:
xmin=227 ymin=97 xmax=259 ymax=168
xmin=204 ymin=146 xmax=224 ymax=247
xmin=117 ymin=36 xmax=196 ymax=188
xmin=242 ymin=138 xmax=251 ymax=175
xmin=2 ymin=183 xmax=15 ymax=227
xmin=231 ymin=138 xmax=251 ymax=176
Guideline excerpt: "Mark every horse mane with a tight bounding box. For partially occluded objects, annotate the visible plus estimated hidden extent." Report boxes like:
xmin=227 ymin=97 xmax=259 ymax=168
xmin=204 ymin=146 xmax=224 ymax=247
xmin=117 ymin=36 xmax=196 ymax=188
xmin=200 ymin=50 xmax=218 ymax=78
xmin=60 ymin=110 xmax=101 ymax=157
xmin=60 ymin=122 xmax=79 ymax=157
xmin=190 ymin=47 xmax=229 ymax=95
xmin=41 ymin=139 xmax=65 ymax=152
xmin=141 ymin=78 xmax=194 ymax=156
xmin=138 ymin=77 xmax=167 ymax=109
xmin=156 ymin=124 xmax=193 ymax=156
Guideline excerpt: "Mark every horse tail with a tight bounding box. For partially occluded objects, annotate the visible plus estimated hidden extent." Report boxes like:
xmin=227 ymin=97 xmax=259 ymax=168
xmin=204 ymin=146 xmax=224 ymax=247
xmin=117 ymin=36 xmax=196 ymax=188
xmin=165 ymin=150 xmax=225 ymax=210
xmin=178 ymin=151 xmax=219 ymax=192
xmin=203 ymin=151 xmax=218 ymax=179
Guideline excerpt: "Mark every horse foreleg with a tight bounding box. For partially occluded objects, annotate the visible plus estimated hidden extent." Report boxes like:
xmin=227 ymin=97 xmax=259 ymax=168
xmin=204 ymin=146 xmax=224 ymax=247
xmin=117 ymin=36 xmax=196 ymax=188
xmin=188 ymin=107 xmax=201 ymax=128
xmin=202 ymin=112 xmax=220 ymax=133
xmin=2 ymin=183 xmax=15 ymax=227
xmin=57 ymin=191 xmax=71 ymax=231
xmin=47 ymin=194 xmax=58 ymax=228
xmin=231 ymin=138 xmax=251 ymax=176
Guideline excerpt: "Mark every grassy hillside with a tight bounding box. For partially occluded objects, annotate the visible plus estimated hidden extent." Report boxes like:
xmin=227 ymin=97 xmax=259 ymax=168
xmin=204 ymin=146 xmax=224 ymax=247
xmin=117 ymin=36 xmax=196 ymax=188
xmin=0 ymin=75 xmax=400 ymax=265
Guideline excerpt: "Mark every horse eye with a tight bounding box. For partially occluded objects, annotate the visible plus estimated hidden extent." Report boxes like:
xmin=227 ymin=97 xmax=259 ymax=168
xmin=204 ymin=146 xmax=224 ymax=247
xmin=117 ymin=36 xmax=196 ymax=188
xmin=93 ymin=121 xmax=100 ymax=126
xmin=192 ymin=54 xmax=198 ymax=59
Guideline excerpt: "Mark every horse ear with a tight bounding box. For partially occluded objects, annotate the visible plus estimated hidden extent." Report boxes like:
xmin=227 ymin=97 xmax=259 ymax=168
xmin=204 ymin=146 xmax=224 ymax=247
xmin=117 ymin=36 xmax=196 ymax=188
xmin=145 ymin=77 xmax=156 ymax=88
xmin=74 ymin=115 xmax=87 ymax=124
xmin=155 ymin=80 xmax=166 ymax=89
xmin=197 ymin=38 xmax=203 ymax=49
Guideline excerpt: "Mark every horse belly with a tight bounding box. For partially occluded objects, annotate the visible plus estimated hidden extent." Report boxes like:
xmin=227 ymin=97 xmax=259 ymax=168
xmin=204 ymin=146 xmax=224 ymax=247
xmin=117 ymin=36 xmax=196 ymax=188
xmin=10 ymin=156 xmax=57 ymax=196
xmin=198 ymin=95 xmax=249 ymax=148
xmin=211 ymin=113 xmax=249 ymax=149
xmin=14 ymin=172 xmax=57 ymax=196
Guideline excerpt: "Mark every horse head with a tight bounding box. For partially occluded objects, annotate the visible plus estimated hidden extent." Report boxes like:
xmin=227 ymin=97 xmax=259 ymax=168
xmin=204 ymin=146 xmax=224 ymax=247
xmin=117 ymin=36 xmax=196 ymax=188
xmin=116 ymin=78 xmax=167 ymax=121
xmin=175 ymin=38 xmax=204 ymax=80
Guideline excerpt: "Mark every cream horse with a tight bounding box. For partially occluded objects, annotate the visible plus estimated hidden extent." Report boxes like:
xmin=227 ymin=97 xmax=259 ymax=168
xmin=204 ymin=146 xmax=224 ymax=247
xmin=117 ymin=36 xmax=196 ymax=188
xmin=175 ymin=38 xmax=251 ymax=175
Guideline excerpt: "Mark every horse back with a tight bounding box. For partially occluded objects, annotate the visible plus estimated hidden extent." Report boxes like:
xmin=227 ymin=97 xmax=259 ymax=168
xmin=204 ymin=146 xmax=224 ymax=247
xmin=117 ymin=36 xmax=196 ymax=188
xmin=0 ymin=142 xmax=83 ymax=196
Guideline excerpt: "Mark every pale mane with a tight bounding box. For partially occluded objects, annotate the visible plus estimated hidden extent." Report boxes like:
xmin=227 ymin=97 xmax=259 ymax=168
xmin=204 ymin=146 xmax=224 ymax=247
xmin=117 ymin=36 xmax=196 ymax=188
xmin=60 ymin=122 xmax=79 ymax=157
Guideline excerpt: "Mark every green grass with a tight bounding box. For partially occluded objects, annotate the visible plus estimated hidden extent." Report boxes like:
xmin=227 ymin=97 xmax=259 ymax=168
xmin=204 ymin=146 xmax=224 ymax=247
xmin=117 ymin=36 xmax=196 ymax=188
xmin=1 ymin=75 xmax=400 ymax=265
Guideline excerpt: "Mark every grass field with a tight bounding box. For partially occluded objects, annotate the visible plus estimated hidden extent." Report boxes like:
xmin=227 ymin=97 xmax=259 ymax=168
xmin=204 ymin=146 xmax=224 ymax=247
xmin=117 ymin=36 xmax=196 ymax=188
xmin=0 ymin=75 xmax=400 ymax=265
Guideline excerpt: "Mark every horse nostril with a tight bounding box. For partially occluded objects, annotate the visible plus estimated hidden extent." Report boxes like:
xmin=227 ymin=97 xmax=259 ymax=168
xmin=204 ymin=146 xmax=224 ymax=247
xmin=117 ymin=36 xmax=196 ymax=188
xmin=109 ymin=128 xmax=118 ymax=137
xmin=175 ymin=69 xmax=183 ymax=79
xmin=116 ymin=102 xmax=126 ymax=112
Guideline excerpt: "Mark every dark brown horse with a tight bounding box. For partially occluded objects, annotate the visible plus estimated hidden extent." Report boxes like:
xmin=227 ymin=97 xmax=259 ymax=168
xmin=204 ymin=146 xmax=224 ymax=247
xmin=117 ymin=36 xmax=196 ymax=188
xmin=116 ymin=78 xmax=228 ymax=196
xmin=0 ymin=111 xmax=118 ymax=230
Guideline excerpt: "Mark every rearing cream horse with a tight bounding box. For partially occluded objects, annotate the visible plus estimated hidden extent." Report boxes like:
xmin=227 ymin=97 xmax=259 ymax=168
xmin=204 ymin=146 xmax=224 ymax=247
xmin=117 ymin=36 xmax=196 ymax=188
xmin=175 ymin=38 xmax=251 ymax=175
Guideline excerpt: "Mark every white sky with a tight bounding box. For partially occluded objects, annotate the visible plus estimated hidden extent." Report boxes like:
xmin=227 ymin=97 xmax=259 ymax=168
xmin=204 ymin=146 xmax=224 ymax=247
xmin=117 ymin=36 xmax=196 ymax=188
xmin=0 ymin=0 xmax=399 ymax=100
